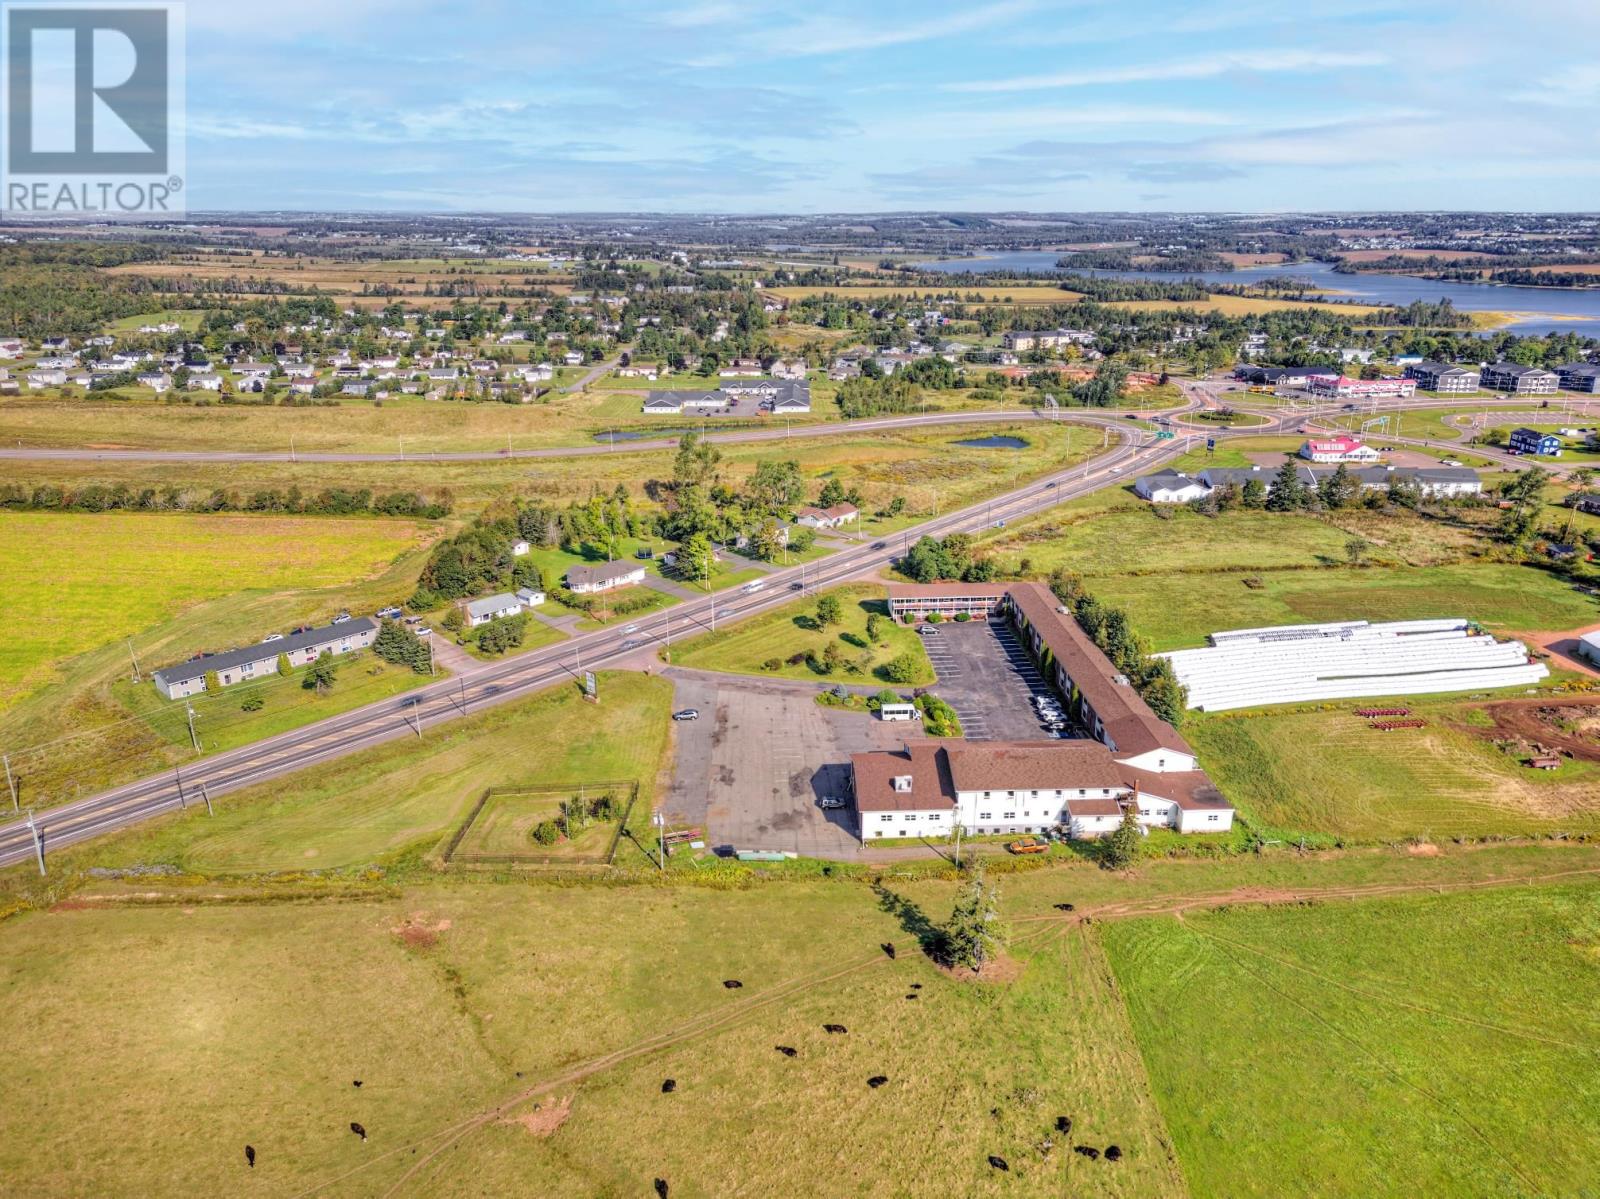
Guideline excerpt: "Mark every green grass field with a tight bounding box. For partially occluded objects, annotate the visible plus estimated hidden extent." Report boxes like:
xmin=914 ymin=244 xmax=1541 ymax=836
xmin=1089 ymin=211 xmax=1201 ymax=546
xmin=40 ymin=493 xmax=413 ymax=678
xmin=672 ymin=583 xmax=935 ymax=685
xmin=0 ymin=511 xmax=435 ymax=715
xmin=1186 ymin=702 xmax=1600 ymax=842
xmin=38 ymin=672 xmax=674 ymax=876
xmin=1102 ymin=884 xmax=1600 ymax=1198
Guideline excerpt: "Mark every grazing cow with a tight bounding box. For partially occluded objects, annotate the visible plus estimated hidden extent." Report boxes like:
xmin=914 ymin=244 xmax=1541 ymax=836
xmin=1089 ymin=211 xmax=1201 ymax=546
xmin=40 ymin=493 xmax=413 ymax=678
xmin=1055 ymin=1116 xmax=1072 ymax=1134
xmin=654 ymin=1179 xmax=669 ymax=1199
xmin=244 ymin=1145 xmax=256 ymax=1168
xmin=1053 ymin=902 xmax=1074 ymax=912
xmin=1074 ymin=1146 xmax=1099 ymax=1160
xmin=987 ymin=1155 xmax=1009 ymax=1172
xmin=910 ymin=983 xmax=922 ymax=990
xmin=722 ymin=980 xmax=742 ymax=989
xmin=823 ymin=1024 xmax=847 ymax=1034
xmin=1104 ymin=1145 xmax=1122 ymax=1162
xmin=905 ymin=993 xmax=918 ymax=1000
xmin=661 ymin=1079 xmax=677 ymax=1093
xmin=867 ymin=1076 xmax=888 ymax=1088
xmin=775 ymin=1046 xmax=797 ymax=1057
xmin=350 ymin=1122 xmax=367 ymax=1142
xmin=881 ymin=942 xmax=896 ymax=960
xmin=353 ymin=1080 xmax=362 ymax=1088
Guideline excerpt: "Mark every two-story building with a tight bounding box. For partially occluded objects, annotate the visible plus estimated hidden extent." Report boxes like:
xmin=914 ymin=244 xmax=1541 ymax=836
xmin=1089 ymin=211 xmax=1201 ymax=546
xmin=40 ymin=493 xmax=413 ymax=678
xmin=1480 ymin=363 xmax=1559 ymax=395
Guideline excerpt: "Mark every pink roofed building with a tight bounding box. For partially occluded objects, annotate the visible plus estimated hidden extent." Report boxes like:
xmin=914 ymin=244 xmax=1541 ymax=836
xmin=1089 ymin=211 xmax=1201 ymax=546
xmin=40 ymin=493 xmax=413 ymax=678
xmin=1298 ymin=434 xmax=1381 ymax=464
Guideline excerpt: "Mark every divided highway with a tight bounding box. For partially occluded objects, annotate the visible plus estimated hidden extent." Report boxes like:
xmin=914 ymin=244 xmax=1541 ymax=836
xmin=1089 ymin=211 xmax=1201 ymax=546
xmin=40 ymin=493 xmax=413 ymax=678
xmin=0 ymin=419 xmax=1202 ymax=868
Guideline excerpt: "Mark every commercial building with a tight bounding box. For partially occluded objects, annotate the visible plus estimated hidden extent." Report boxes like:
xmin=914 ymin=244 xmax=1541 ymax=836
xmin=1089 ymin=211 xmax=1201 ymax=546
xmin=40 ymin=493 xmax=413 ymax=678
xmin=1298 ymin=435 xmax=1381 ymax=464
xmin=1404 ymin=361 xmax=1480 ymax=393
xmin=1161 ymin=463 xmax=1481 ymax=501
xmin=151 ymin=618 xmax=377 ymax=701
xmin=883 ymin=583 xmax=1009 ymax=621
xmin=1305 ymin=375 xmax=1416 ymax=400
xmin=1480 ymin=363 xmax=1559 ymax=395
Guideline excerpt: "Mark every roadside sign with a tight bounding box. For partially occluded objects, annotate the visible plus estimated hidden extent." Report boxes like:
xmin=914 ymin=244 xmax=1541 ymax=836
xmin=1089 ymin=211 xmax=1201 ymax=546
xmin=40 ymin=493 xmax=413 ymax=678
xmin=1156 ymin=430 xmax=1175 ymax=440
xmin=584 ymin=671 xmax=597 ymax=698
xmin=1205 ymin=437 xmax=1216 ymax=452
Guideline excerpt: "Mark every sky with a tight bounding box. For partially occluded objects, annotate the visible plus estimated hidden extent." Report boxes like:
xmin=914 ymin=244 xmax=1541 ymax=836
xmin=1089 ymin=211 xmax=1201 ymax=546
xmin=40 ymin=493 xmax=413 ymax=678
xmin=177 ymin=0 xmax=1600 ymax=213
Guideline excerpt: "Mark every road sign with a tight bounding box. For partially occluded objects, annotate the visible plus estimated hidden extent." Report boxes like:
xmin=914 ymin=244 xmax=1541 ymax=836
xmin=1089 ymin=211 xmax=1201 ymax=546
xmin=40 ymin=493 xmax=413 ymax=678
xmin=584 ymin=671 xmax=597 ymax=698
xmin=1205 ymin=437 xmax=1216 ymax=452
xmin=1156 ymin=430 xmax=1175 ymax=440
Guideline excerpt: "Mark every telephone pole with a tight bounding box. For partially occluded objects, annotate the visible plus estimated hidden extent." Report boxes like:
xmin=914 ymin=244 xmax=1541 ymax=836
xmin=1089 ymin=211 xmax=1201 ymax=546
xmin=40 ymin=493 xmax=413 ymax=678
xmin=25 ymin=810 xmax=43 ymax=876
xmin=185 ymin=704 xmax=200 ymax=753
xmin=200 ymin=783 xmax=214 ymax=817
xmin=3 ymin=752 xmax=16 ymax=813
xmin=127 ymin=639 xmax=143 ymax=683
xmin=653 ymin=810 xmax=666 ymax=870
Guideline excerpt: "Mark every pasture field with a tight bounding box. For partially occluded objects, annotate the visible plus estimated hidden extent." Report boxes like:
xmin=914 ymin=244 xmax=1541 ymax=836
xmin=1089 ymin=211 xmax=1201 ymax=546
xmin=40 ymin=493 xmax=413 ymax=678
xmin=672 ymin=583 xmax=935 ymax=685
xmin=1108 ymin=295 xmax=1386 ymax=320
xmin=0 ymin=511 xmax=440 ymax=808
xmin=1102 ymin=884 xmax=1600 ymax=1198
xmin=1186 ymin=702 xmax=1600 ymax=842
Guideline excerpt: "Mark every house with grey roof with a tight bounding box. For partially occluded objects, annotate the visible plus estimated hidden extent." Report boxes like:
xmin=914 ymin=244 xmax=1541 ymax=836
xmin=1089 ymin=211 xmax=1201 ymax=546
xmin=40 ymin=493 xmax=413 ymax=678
xmin=463 ymin=593 xmax=523 ymax=627
xmin=566 ymin=561 xmax=647 ymax=594
xmin=1556 ymin=362 xmax=1600 ymax=394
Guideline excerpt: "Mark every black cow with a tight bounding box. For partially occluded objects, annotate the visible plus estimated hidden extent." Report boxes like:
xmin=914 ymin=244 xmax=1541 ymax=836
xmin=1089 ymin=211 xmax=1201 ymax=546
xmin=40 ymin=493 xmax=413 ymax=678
xmin=881 ymin=942 xmax=896 ymax=960
xmin=775 ymin=1046 xmax=797 ymax=1057
xmin=1074 ymin=1145 xmax=1100 ymax=1160
xmin=352 ymin=1080 xmax=362 ymax=1088
xmin=1053 ymin=902 xmax=1075 ymax=912
xmin=722 ymin=979 xmax=742 ymax=989
xmin=1055 ymin=1116 xmax=1072 ymax=1134
xmin=823 ymin=1023 xmax=847 ymax=1034
xmin=654 ymin=1179 xmax=669 ymax=1199
xmin=988 ymin=1155 xmax=1009 ymax=1172
xmin=1104 ymin=1145 xmax=1122 ymax=1162
xmin=867 ymin=1076 xmax=888 ymax=1088
xmin=661 ymin=1079 xmax=676 ymax=1094
xmin=350 ymin=1122 xmax=367 ymax=1142
xmin=244 ymin=1146 xmax=256 ymax=1168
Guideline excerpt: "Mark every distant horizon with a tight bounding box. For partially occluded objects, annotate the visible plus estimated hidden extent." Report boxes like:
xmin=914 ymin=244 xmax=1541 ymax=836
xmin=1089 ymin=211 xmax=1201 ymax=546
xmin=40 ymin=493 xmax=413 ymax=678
xmin=127 ymin=1 xmax=1600 ymax=212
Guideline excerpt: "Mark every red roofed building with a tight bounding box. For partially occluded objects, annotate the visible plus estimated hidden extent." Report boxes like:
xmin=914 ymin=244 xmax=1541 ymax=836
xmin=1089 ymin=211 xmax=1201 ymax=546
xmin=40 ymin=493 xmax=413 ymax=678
xmin=1297 ymin=434 xmax=1381 ymax=464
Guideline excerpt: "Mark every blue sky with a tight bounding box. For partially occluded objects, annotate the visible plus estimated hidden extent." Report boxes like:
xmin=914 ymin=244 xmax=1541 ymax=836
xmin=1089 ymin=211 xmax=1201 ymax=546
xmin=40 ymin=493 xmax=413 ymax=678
xmin=181 ymin=0 xmax=1600 ymax=212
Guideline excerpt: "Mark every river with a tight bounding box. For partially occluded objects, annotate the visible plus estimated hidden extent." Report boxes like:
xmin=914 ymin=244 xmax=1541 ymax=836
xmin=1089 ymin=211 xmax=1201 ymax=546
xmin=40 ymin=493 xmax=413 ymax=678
xmin=914 ymin=252 xmax=1600 ymax=337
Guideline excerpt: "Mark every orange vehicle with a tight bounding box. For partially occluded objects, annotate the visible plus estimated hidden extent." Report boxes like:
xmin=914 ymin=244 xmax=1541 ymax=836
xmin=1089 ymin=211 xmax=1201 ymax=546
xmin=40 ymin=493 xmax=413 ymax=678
xmin=1007 ymin=836 xmax=1049 ymax=855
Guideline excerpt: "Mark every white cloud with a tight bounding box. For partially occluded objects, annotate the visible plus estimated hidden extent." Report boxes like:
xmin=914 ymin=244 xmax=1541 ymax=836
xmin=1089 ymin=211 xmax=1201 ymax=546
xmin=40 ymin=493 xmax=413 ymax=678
xmin=944 ymin=49 xmax=1388 ymax=92
xmin=775 ymin=0 xmax=1038 ymax=57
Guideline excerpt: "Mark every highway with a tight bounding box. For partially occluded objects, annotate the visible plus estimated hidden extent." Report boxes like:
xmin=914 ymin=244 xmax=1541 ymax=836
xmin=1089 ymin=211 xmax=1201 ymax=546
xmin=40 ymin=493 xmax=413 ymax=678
xmin=0 ymin=384 xmax=1520 ymax=869
xmin=0 ymin=408 xmax=1137 ymax=464
xmin=0 ymin=411 xmax=1220 ymax=869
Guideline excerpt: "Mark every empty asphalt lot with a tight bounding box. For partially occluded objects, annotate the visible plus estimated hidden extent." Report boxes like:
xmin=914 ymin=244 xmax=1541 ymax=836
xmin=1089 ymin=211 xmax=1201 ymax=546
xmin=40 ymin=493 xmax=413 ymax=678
xmin=663 ymin=670 xmax=904 ymax=858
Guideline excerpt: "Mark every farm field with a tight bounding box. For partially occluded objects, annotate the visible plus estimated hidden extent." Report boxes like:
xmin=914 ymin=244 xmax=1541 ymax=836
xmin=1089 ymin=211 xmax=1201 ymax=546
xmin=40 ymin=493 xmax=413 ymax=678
xmin=1102 ymin=884 xmax=1600 ymax=1198
xmin=672 ymin=583 xmax=935 ymax=685
xmin=1108 ymin=295 xmax=1386 ymax=320
xmin=1186 ymin=701 xmax=1600 ymax=841
xmin=0 ymin=511 xmax=434 ymax=716
xmin=0 ymin=511 xmax=440 ymax=809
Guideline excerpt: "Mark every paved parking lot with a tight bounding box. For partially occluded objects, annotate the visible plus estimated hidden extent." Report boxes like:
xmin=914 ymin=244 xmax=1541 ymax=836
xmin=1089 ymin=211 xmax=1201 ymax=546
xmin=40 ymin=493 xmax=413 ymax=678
xmin=663 ymin=670 xmax=904 ymax=857
xmin=918 ymin=619 xmax=1066 ymax=741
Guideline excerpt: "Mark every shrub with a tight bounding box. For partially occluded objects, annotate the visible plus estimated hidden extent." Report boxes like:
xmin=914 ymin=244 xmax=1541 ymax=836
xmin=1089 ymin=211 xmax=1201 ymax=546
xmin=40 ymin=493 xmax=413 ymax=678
xmin=881 ymin=652 xmax=922 ymax=685
xmin=954 ymin=612 xmax=971 ymax=623
xmin=240 ymin=694 xmax=264 ymax=713
xmin=531 ymin=820 xmax=562 ymax=846
xmin=761 ymin=657 xmax=783 ymax=672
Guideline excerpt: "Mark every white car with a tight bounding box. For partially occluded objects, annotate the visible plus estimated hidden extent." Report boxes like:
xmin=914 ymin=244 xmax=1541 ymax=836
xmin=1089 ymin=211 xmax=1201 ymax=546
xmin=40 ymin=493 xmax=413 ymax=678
xmin=261 ymin=633 xmax=284 ymax=643
xmin=414 ymin=626 xmax=432 ymax=637
xmin=623 ymin=624 xmax=639 ymax=634
xmin=741 ymin=581 xmax=765 ymax=594
xmin=331 ymin=612 xmax=352 ymax=624
xmin=818 ymin=797 xmax=847 ymax=810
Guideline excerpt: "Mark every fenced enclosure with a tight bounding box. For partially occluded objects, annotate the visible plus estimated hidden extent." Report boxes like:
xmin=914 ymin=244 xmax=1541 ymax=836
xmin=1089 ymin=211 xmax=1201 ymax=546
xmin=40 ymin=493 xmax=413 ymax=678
xmin=441 ymin=780 xmax=639 ymax=867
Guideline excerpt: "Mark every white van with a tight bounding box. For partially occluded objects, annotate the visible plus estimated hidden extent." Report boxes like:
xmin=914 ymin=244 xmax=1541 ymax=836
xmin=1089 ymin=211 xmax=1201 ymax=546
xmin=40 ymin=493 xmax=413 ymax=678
xmin=880 ymin=703 xmax=920 ymax=723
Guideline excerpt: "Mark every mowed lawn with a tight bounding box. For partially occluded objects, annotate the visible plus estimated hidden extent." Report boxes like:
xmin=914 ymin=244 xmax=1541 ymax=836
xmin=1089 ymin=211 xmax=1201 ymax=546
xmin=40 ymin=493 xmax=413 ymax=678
xmin=1101 ymin=885 xmax=1600 ymax=1198
xmin=672 ymin=583 xmax=935 ymax=685
xmin=0 ymin=512 xmax=433 ymax=714
xmin=0 ymin=882 xmax=1182 ymax=1199
xmin=1186 ymin=705 xmax=1600 ymax=841
xmin=60 ymin=672 xmax=674 ymax=875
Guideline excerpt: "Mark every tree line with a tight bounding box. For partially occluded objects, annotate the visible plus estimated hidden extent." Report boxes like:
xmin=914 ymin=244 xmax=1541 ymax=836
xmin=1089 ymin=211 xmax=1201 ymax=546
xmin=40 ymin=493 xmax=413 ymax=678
xmin=0 ymin=482 xmax=452 ymax=518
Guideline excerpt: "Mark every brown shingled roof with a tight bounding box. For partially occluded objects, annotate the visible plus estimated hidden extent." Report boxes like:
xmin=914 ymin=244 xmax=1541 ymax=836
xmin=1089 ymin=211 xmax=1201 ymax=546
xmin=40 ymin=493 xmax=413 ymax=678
xmin=944 ymin=740 xmax=1126 ymax=792
xmin=1006 ymin=583 xmax=1194 ymax=760
xmin=1119 ymin=765 xmax=1232 ymax=811
xmin=850 ymin=743 xmax=955 ymax=813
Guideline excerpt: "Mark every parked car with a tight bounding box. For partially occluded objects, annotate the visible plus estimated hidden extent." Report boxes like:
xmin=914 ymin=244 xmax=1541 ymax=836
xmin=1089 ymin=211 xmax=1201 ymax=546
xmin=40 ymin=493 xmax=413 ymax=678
xmin=635 ymin=547 xmax=654 ymax=559
xmin=1007 ymin=836 xmax=1048 ymax=855
xmin=673 ymin=709 xmax=700 ymax=722
xmin=261 ymin=633 xmax=284 ymax=643
xmin=331 ymin=612 xmax=351 ymax=624
xmin=918 ymin=626 xmax=939 ymax=637
xmin=414 ymin=626 xmax=432 ymax=637
xmin=818 ymin=797 xmax=847 ymax=810
xmin=376 ymin=606 xmax=403 ymax=620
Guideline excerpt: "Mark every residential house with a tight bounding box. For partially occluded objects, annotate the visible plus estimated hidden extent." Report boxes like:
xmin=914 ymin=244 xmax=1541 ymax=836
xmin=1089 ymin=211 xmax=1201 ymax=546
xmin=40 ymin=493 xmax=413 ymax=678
xmin=1508 ymin=427 xmax=1563 ymax=456
xmin=136 ymin=372 xmax=172 ymax=393
xmin=565 ymin=561 xmax=647 ymax=594
xmin=26 ymin=368 xmax=67 ymax=389
xmin=150 ymin=618 xmax=377 ymax=701
xmin=719 ymin=358 xmax=763 ymax=377
xmin=794 ymin=503 xmax=859 ymax=530
xmin=463 ymin=593 xmax=523 ymax=628
xmin=1134 ymin=470 xmax=1212 ymax=504
xmin=515 ymin=587 xmax=546 ymax=608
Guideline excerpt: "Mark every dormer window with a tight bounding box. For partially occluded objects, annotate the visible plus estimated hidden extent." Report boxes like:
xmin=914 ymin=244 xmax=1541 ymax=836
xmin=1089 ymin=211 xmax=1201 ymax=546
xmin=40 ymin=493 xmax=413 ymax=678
xmin=892 ymin=775 xmax=913 ymax=793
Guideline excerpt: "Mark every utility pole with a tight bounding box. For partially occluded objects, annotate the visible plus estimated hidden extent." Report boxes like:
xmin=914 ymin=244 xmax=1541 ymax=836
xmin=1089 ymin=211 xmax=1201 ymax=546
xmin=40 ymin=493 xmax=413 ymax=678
xmin=185 ymin=704 xmax=200 ymax=753
xmin=200 ymin=783 xmax=213 ymax=817
xmin=3 ymin=753 xmax=16 ymax=813
xmin=127 ymin=639 xmax=143 ymax=683
xmin=428 ymin=636 xmax=435 ymax=676
xmin=290 ymin=435 xmax=296 ymax=463
xmin=175 ymin=767 xmax=187 ymax=810
xmin=459 ymin=677 xmax=468 ymax=715
xmin=408 ymin=700 xmax=423 ymax=738
xmin=953 ymin=821 xmax=963 ymax=869
xmin=653 ymin=810 xmax=666 ymax=871
xmin=26 ymin=810 xmax=43 ymax=876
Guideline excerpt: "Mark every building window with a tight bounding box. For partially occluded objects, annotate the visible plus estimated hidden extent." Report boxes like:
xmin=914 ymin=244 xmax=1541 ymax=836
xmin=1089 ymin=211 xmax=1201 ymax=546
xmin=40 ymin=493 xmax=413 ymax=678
xmin=879 ymin=815 xmax=894 ymax=823
xmin=979 ymin=812 xmax=991 ymax=820
xmin=904 ymin=814 xmax=917 ymax=822
xmin=1003 ymin=812 xmax=1016 ymax=820
xmin=1207 ymin=814 xmax=1219 ymax=823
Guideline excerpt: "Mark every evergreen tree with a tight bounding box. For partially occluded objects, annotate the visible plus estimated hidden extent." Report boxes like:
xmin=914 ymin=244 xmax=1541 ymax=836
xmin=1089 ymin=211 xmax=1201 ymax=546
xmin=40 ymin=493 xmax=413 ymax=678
xmin=1265 ymin=460 xmax=1307 ymax=511
xmin=1102 ymin=807 xmax=1142 ymax=870
xmin=943 ymin=866 xmax=1008 ymax=972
